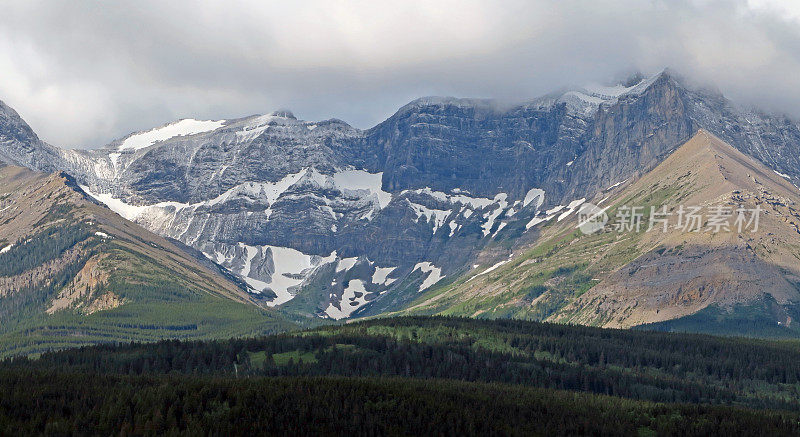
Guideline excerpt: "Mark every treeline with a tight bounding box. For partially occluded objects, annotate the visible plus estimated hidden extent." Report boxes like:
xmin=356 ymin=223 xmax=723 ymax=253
xmin=1 ymin=371 xmax=798 ymax=436
xmin=7 ymin=316 xmax=800 ymax=411
xmin=0 ymin=222 xmax=92 ymax=277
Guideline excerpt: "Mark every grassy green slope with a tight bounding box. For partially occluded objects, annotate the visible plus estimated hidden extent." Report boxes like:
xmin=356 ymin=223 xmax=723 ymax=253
xmin=0 ymin=223 xmax=293 ymax=358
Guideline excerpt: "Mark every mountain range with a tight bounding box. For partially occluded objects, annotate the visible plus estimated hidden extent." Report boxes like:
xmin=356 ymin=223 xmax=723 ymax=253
xmin=1 ymin=68 xmax=800 ymax=347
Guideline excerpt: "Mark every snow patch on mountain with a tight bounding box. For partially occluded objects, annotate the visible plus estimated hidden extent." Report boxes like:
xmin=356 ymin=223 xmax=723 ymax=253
xmin=466 ymin=259 xmax=509 ymax=282
xmin=545 ymin=205 xmax=564 ymax=215
xmin=230 ymin=111 xmax=326 ymax=143
xmin=205 ymin=242 xmax=329 ymax=307
xmin=583 ymin=83 xmax=637 ymax=100
xmin=553 ymin=75 xmax=656 ymax=116
xmin=558 ymin=198 xmax=586 ymax=221
xmin=413 ymin=262 xmax=444 ymax=292
xmin=325 ymin=279 xmax=369 ymax=320
xmin=108 ymin=152 xmax=121 ymax=175
xmin=297 ymin=168 xmax=392 ymax=213
xmin=331 ymin=169 xmax=392 ymax=208
xmin=404 ymin=188 xmax=519 ymax=237
xmin=372 ymin=266 xmax=397 ymax=286
xmin=448 ymin=220 xmax=459 ymax=237
xmin=81 ymin=167 xmax=387 ymax=230
xmin=523 ymin=188 xmax=545 ymax=208
xmin=522 ymin=197 xmax=584 ymax=229
xmin=80 ymin=186 xmax=152 ymax=221
xmin=336 ymin=257 xmax=359 ymax=273
xmin=407 ymin=200 xmax=451 ymax=234
xmin=526 ymin=214 xmax=554 ymax=230
xmin=557 ymin=91 xmax=605 ymax=115
xmin=208 ymin=170 xmax=307 ymax=207
xmin=481 ymin=193 xmax=509 ymax=236
xmin=582 ymin=73 xmax=658 ymax=100
xmin=80 ymin=186 xmax=207 ymax=231
xmin=263 ymin=245 xmax=318 ymax=306
xmin=119 ymin=119 xmax=225 ymax=150
xmin=491 ymin=222 xmax=508 ymax=238
xmin=606 ymin=180 xmax=627 ymax=191
xmin=408 ymin=187 xmax=497 ymax=209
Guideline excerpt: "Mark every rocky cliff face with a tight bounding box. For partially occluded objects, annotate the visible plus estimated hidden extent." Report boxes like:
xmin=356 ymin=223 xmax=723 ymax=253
xmin=2 ymin=70 xmax=799 ymax=322
xmin=366 ymin=97 xmax=583 ymax=199
xmin=561 ymin=72 xmax=696 ymax=199
xmin=562 ymin=71 xmax=800 ymax=200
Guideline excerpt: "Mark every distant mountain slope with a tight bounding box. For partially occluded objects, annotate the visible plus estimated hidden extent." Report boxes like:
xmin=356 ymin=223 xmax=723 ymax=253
xmin=402 ymin=131 xmax=800 ymax=337
xmin=0 ymin=164 xmax=292 ymax=357
xmin=554 ymin=131 xmax=800 ymax=331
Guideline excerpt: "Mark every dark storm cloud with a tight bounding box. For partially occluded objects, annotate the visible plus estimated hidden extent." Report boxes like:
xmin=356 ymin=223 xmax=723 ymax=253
xmin=0 ymin=0 xmax=799 ymax=148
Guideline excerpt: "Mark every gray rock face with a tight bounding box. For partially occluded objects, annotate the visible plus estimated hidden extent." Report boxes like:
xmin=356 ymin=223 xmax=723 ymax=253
xmin=562 ymin=71 xmax=800 ymax=200
xmin=101 ymin=113 xmax=368 ymax=204
xmin=561 ymin=72 xmax=697 ymax=199
xmin=366 ymin=97 xmax=585 ymax=199
xmin=2 ymin=70 xmax=799 ymax=320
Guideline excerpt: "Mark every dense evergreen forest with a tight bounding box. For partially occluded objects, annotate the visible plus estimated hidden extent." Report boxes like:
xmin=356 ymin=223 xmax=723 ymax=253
xmin=2 ymin=372 xmax=799 ymax=436
xmin=3 ymin=316 xmax=800 ymax=435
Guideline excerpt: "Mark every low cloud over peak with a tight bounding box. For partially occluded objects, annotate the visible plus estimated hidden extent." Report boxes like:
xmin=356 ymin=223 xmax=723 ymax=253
xmin=1 ymin=0 xmax=800 ymax=148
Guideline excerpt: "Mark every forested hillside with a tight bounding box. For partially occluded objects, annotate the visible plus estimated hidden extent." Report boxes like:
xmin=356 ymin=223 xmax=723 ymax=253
xmin=3 ymin=317 xmax=800 ymax=434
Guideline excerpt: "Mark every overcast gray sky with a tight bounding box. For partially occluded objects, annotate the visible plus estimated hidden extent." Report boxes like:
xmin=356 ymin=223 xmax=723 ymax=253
xmin=1 ymin=0 xmax=800 ymax=148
